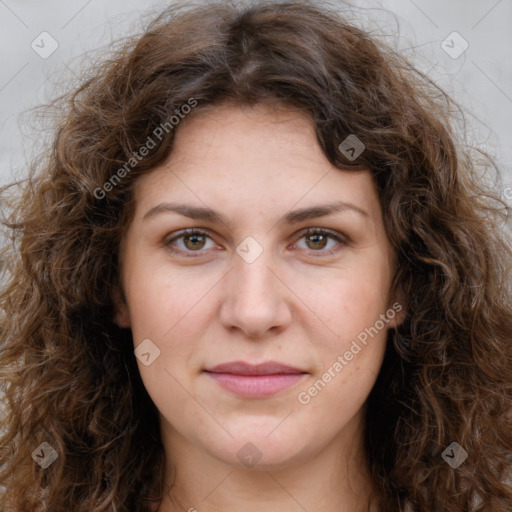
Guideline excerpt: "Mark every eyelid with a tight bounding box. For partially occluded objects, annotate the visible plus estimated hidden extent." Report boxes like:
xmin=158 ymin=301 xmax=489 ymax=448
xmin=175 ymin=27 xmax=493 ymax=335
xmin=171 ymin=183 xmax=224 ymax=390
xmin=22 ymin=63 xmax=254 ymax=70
xmin=295 ymin=226 xmax=347 ymax=241
xmin=162 ymin=228 xmax=221 ymax=256
xmin=291 ymin=227 xmax=347 ymax=255
xmin=163 ymin=227 xmax=347 ymax=256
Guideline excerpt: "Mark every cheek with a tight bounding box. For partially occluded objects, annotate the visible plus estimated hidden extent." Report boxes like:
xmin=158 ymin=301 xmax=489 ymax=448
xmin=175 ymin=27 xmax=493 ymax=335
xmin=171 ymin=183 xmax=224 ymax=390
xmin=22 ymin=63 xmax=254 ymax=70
xmin=123 ymin=251 xmax=217 ymax=342
xmin=124 ymin=256 xmax=220 ymax=405
xmin=306 ymin=263 xmax=392 ymax=405
xmin=124 ymin=261 xmax=207 ymax=416
xmin=299 ymin=265 xmax=392 ymax=347
xmin=296 ymin=276 xmax=390 ymax=420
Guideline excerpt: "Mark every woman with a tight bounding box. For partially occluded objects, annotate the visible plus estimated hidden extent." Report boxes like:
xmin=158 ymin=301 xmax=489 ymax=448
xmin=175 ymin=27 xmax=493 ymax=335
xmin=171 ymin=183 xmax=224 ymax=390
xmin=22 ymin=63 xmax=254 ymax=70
xmin=1 ymin=1 xmax=511 ymax=511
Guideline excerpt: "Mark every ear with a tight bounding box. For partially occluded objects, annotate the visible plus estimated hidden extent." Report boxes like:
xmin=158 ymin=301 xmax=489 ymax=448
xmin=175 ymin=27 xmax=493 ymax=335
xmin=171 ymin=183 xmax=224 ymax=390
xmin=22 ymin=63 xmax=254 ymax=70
xmin=112 ymin=283 xmax=131 ymax=328
xmin=387 ymin=289 xmax=407 ymax=329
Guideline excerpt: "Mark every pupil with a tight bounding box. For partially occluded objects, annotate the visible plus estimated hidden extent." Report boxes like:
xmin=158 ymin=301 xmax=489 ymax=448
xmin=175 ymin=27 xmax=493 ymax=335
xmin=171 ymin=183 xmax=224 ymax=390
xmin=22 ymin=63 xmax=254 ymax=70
xmin=186 ymin=235 xmax=205 ymax=250
xmin=309 ymin=234 xmax=327 ymax=249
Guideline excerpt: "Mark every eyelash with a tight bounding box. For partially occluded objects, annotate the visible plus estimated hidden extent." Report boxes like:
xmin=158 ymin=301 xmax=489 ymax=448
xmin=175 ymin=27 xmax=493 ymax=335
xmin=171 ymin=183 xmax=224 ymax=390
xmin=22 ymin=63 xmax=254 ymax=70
xmin=163 ymin=228 xmax=347 ymax=257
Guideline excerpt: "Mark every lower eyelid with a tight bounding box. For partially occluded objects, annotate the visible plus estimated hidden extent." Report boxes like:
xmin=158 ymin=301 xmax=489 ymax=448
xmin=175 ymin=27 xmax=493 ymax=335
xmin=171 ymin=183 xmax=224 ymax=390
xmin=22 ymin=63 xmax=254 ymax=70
xmin=292 ymin=236 xmax=345 ymax=254
xmin=165 ymin=229 xmax=346 ymax=256
xmin=165 ymin=231 xmax=217 ymax=251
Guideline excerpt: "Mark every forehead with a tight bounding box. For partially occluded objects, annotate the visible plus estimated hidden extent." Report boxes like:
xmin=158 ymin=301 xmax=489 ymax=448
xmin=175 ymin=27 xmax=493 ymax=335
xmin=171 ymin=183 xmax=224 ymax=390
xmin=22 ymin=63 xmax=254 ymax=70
xmin=132 ymin=103 xmax=380 ymax=222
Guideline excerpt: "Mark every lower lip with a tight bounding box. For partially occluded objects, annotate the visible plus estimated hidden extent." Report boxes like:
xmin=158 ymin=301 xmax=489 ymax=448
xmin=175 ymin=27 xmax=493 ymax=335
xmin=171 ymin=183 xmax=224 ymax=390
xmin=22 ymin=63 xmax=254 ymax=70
xmin=206 ymin=372 xmax=306 ymax=398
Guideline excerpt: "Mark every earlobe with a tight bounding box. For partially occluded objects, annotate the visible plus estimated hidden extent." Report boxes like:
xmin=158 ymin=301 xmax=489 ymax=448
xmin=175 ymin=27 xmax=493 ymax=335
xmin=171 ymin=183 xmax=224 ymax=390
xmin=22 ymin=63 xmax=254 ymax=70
xmin=114 ymin=307 xmax=131 ymax=329
xmin=112 ymin=285 xmax=131 ymax=328
xmin=387 ymin=296 xmax=407 ymax=329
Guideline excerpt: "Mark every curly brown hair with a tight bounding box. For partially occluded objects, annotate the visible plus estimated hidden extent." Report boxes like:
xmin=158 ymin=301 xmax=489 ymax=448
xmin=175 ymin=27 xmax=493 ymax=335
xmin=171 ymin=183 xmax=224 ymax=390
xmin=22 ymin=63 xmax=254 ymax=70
xmin=1 ymin=1 xmax=511 ymax=511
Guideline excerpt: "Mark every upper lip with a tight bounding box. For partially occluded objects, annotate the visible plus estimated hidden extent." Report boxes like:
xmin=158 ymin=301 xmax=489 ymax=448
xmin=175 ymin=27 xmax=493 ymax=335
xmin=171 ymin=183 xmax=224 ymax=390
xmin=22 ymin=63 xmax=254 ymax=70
xmin=205 ymin=361 xmax=307 ymax=376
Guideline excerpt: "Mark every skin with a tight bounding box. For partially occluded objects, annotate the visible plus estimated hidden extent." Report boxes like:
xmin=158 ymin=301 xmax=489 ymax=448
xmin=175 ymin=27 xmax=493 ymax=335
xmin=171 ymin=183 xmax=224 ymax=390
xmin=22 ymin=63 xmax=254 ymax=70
xmin=114 ymin=102 xmax=405 ymax=512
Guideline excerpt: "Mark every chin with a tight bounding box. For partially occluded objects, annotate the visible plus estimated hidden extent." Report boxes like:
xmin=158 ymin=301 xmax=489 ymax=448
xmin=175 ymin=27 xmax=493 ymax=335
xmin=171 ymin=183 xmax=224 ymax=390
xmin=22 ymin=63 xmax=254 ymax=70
xmin=205 ymin=425 xmax=312 ymax=470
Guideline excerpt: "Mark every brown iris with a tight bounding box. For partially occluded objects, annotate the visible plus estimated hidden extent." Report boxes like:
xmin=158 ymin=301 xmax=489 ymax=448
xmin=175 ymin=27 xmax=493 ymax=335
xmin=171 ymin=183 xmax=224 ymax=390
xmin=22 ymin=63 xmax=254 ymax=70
xmin=306 ymin=233 xmax=328 ymax=250
xmin=184 ymin=233 xmax=207 ymax=250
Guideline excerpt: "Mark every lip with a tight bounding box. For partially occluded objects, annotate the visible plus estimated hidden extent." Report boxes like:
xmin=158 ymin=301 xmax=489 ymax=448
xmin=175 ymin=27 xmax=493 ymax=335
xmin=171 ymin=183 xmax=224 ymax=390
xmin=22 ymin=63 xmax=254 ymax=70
xmin=206 ymin=361 xmax=306 ymax=375
xmin=204 ymin=361 xmax=308 ymax=398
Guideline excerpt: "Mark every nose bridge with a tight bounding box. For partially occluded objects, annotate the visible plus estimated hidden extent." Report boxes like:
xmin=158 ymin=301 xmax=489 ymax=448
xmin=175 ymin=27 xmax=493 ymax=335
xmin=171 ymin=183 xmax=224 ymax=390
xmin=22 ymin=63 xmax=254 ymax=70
xmin=235 ymin=252 xmax=274 ymax=296
xmin=231 ymin=244 xmax=279 ymax=307
xmin=232 ymin=233 xmax=276 ymax=291
xmin=219 ymin=241 xmax=291 ymax=336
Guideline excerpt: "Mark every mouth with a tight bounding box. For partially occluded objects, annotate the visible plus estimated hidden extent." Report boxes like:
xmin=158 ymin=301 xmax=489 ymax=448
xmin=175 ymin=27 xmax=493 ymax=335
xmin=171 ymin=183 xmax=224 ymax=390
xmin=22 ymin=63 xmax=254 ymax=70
xmin=203 ymin=361 xmax=308 ymax=398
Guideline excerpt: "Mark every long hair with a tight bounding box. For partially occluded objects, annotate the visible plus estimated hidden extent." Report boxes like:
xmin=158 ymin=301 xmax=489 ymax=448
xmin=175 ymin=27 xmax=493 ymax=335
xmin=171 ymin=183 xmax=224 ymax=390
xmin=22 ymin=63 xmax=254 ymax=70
xmin=1 ymin=1 xmax=511 ymax=511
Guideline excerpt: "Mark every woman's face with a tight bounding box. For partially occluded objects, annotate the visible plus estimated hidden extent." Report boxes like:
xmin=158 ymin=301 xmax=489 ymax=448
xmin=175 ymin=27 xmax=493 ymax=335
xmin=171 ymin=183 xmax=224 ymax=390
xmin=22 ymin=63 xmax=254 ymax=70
xmin=115 ymin=103 xmax=403 ymax=471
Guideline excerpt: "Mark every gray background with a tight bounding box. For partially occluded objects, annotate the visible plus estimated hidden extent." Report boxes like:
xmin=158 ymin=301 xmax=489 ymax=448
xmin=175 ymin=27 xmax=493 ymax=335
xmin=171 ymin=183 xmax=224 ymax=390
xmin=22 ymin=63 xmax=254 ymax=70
xmin=0 ymin=0 xmax=511 ymax=190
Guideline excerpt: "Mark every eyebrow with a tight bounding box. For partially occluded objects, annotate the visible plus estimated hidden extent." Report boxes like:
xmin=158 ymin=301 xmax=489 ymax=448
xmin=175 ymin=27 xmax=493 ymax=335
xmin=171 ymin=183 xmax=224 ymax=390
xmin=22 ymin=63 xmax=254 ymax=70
xmin=142 ymin=200 xmax=369 ymax=228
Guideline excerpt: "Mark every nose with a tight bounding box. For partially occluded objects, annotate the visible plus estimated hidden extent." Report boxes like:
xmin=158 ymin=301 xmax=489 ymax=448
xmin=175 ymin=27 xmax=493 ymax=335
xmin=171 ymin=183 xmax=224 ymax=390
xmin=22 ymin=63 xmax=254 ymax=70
xmin=219 ymin=249 xmax=293 ymax=339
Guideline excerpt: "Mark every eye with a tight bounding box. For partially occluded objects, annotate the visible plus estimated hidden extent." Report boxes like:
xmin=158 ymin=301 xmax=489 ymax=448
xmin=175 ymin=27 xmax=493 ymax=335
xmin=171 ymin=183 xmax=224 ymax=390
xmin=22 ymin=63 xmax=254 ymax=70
xmin=292 ymin=228 xmax=347 ymax=255
xmin=163 ymin=229 xmax=218 ymax=256
xmin=163 ymin=227 xmax=347 ymax=257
